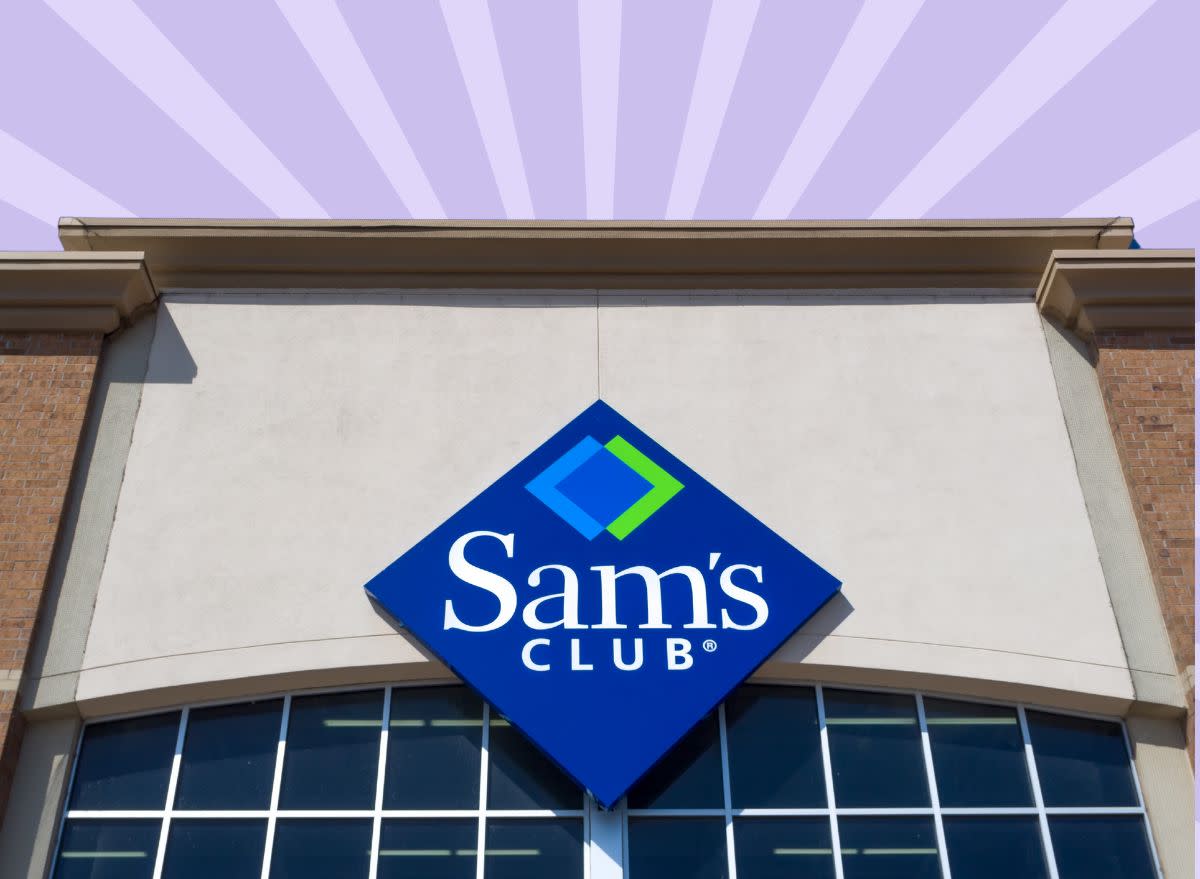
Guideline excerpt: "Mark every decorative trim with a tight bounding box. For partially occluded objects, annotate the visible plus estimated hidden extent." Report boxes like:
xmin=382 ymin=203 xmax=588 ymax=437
xmin=58 ymin=217 xmax=1134 ymax=291
xmin=1035 ymin=249 xmax=1195 ymax=341
xmin=0 ymin=253 xmax=156 ymax=333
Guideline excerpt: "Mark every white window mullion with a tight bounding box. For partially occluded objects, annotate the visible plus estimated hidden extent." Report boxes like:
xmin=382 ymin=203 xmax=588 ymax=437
xmin=368 ymin=686 xmax=392 ymax=879
xmin=1017 ymin=705 xmax=1061 ymax=879
xmin=150 ymin=707 xmax=188 ymax=879
xmin=915 ymin=694 xmax=953 ymax=879
xmin=475 ymin=702 xmax=491 ymax=879
xmin=815 ymin=686 xmax=845 ymax=879
xmin=717 ymin=703 xmax=738 ymax=879
xmin=259 ymin=694 xmax=291 ymax=879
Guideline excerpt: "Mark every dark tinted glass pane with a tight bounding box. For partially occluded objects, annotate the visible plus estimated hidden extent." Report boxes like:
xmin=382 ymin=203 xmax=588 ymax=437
xmin=733 ymin=817 xmax=835 ymax=879
xmin=627 ymin=712 xmax=723 ymax=809
xmin=278 ymin=690 xmax=383 ymax=809
xmin=483 ymin=819 xmax=583 ymax=879
xmin=269 ymin=819 xmax=372 ymax=879
xmin=378 ymin=819 xmax=476 ymax=879
xmin=924 ymin=698 xmax=1032 ymax=807
xmin=161 ymin=819 xmax=266 ymax=879
xmin=943 ymin=816 xmax=1048 ymax=879
xmin=727 ymin=686 xmax=825 ymax=808
xmin=487 ymin=717 xmax=580 ymax=810
xmin=1049 ymin=815 xmax=1157 ymax=879
xmin=55 ymin=819 xmax=160 ymax=879
xmin=838 ymin=817 xmax=941 ymax=879
xmin=385 ymin=687 xmax=481 ymax=809
xmin=174 ymin=700 xmax=282 ymax=809
xmin=1027 ymin=711 xmax=1137 ymax=806
xmin=627 ymin=818 xmax=726 ymax=879
xmin=824 ymin=690 xmax=928 ymax=808
xmin=69 ymin=713 xmax=180 ymax=810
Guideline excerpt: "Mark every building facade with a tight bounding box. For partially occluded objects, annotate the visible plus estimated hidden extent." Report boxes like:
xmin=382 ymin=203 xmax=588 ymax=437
xmin=0 ymin=219 xmax=1193 ymax=878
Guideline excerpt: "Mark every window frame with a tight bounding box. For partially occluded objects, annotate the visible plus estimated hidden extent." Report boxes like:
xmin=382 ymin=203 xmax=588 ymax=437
xmin=51 ymin=680 xmax=1162 ymax=879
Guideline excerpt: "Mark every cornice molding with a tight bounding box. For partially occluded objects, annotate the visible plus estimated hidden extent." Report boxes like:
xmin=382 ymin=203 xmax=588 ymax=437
xmin=0 ymin=253 xmax=156 ymax=333
xmin=58 ymin=217 xmax=1133 ymax=291
xmin=1035 ymin=249 xmax=1196 ymax=340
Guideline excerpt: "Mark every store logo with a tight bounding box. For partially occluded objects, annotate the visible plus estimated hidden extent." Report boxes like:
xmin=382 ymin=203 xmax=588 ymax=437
xmin=364 ymin=400 xmax=840 ymax=808
xmin=526 ymin=435 xmax=682 ymax=540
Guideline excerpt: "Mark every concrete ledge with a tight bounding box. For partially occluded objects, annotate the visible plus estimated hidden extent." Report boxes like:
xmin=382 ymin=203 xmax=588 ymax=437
xmin=1035 ymin=249 xmax=1195 ymax=340
xmin=59 ymin=217 xmax=1133 ymax=290
xmin=0 ymin=252 xmax=156 ymax=332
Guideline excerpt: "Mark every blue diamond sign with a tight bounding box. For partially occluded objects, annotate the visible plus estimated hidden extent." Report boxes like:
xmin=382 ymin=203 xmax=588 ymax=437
xmin=364 ymin=401 xmax=840 ymax=807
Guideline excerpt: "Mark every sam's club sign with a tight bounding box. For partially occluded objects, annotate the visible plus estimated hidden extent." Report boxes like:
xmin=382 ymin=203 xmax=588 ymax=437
xmin=365 ymin=401 xmax=839 ymax=807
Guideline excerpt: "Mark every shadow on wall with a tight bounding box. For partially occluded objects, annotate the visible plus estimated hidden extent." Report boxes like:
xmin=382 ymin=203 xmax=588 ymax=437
xmin=142 ymin=304 xmax=198 ymax=384
xmin=774 ymin=590 xmax=856 ymax=665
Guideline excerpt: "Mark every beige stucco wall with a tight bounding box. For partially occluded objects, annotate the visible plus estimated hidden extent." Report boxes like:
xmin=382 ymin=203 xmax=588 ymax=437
xmin=66 ymin=290 xmax=1133 ymax=714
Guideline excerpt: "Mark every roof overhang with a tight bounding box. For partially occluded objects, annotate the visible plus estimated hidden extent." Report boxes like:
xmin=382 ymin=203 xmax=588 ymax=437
xmin=0 ymin=252 xmax=155 ymax=333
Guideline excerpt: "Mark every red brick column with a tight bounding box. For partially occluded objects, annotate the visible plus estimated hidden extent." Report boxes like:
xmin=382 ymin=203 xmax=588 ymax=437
xmin=1093 ymin=329 xmax=1195 ymax=759
xmin=0 ymin=332 xmax=101 ymax=822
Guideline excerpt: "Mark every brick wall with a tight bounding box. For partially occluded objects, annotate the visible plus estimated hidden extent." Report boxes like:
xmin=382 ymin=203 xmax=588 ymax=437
xmin=0 ymin=332 xmax=101 ymax=822
xmin=1093 ymin=329 xmax=1195 ymax=757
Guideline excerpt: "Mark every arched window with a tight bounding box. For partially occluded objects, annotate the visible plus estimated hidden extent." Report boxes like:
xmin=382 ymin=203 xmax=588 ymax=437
xmin=52 ymin=684 xmax=1160 ymax=878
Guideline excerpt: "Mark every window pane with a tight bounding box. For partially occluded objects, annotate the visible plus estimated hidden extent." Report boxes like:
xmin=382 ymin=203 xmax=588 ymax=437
xmin=733 ymin=817 xmax=835 ymax=879
xmin=278 ymin=690 xmax=383 ymax=809
xmin=378 ymin=819 xmax=476 ymax=879
xmin=943 ymin=816 xmax=1048 ymax=879
xmin=1049 ymin=815 xmax=1157 ymax=879
xmin=174 ymin=700 xmax=282 ymax=810
xmin=486 ymin=717 xmax=580 ymax=810
xmin=1027 ymin=711 xmax=1137 ymax=806
xmin=55 ymin=819 xmax=160 ymax=879
xmin=161 ymin=819 xmax=267 ymax=879
xmin=628 ymin=818 xmax=726 ymax=879
xmin=726 ymin=686 xmax=825 ymax=808
xmin=923 ymin=698 xmax=1032 ymax=807
xmin=626 ymin=712 xmax=723 ymax=809
xmin=838 ymin=817 xmax=941 ymax=879
xmin=483 ymin=819 xmax=583 ymax=879
xmin=385 ymin=687 xmax=481 ymax=809
xmin=269 ymin=819 xmax=372 ymax=879
xmin=69 ymin=713 xmax=180 ymax=810
xmin=824 ymin=690 xmax=929 ymax=808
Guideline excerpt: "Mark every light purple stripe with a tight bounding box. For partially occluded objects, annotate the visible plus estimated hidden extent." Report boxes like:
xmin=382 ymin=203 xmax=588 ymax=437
xmin=579 ymin=0 xmax=623 ymax=219
xmin=0 ymin=129 xmax=131 ymax=222
xmin=1070 ymin=130 xmax=1200 ymax=229
xmin=665 ymin=0 xmax=760 ymax=219
xmin=45 ymin=0 xmax=326 ymax=218
xmin=872 ymin=0 xmax=1156 ymax=219
xmin=756 ymin=0 xmax=925 ymax=219
xmin=440 ymin=0 xmax=533 ymax=218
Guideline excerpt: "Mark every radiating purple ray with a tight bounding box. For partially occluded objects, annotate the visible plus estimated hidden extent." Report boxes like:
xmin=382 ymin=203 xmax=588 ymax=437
xmin=794 ymin=0 xmax=1061 ymax=220
xmin=579 ymin=0 xmax=623 ymax=219
xmin=665 ymin=0 xmax=760 ymax=220
xmin=755 ymin=0 xmax=924 ymax=219
xmin=136 ymin=0 xmax=406 ymax=220
xmin=872 ymin=0 xmax=1155 ymax=219
xmin=0 ymin=129 xmax=131 ymax=225
xmin=1071 ymin=130 xmax=1200 ymax=230
xmin=0 ymin=199 xmax=61 ymax=253
xmin=276 ymin=0 xmax=442 ymax=218
xmin=932 ymin=0 xmax=1197 ymax=221
xmin=490 ymin=0 xmax=585 ymax=218
xmin=44 ymin=0 xmax=326 ymax=218
xmin=0 ymin=2 xmax=270 ymax=220
xmin=693 ymin=1 xmax=863 ymax=220
xmin=614 ymin=0 xmax=712 ymax=219
xmin=440 ymin=0 xmax=532 ymax=218
xmin=1138 ymin=199 xmax=1200 ymax=249
xmin=342 ymin=0 xmax=503 ymax=219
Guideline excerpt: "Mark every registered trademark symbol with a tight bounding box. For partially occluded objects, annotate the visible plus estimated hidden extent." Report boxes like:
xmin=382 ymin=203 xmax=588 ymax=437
xmin=702 ymin=639 xmax=718 ymax=653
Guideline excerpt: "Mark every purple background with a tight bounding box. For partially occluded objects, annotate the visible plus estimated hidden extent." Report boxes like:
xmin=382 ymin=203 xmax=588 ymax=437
xmin=1 ymin=0 xmax=1197 ymax=249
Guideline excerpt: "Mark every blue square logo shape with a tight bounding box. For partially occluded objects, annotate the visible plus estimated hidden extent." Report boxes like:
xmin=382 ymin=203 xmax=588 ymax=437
xmin=364 ymin=400 xmax=841 ymax=808
xmin=555 ymin=445 xmax=652 ymax=530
